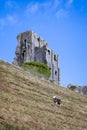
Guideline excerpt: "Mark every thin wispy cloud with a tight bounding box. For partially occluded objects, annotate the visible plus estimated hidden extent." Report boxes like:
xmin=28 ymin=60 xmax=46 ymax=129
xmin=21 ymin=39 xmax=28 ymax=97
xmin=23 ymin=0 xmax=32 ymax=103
xmin=5 ymin=0 xmax=18 ymax=9
xmin=54 ymin=0 xmax=74 ymax=19
xmin=3 ymin=0 xmax=74 ymax=25
xmin=26 ymin=3 xmax=39 ymax=14
xmin=6 ymin=14 xmax=18 ymax=25
xmin=25 ymin=1 xmax=51 ymax=15
xmin=24 ymin=0 xmax=73 ymax=19
xmin=56 ymin=9 xmax=69 ymax=18
xmin=0 ymin=14 xmax=18 ymax=27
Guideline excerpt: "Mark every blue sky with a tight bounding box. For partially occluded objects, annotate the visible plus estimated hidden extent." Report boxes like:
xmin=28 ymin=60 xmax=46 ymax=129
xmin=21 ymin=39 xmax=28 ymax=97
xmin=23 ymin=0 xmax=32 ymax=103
xmin=0 ymin=0 xmax=87 ymax=87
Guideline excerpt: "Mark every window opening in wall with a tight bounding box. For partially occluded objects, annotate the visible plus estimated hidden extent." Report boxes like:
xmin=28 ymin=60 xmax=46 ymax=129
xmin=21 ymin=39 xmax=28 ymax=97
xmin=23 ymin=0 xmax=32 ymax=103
xmin=55 ymin=70 xmax=57 ymax=75
xmin=37 ymin=37 xmax=40 ymax=42
xmin=24 ymin=39 xmax=28 ymax=47
xmin=22 ymin=52 xmax=24 ymax=59
xmin=22 ymin=51 xmax=26 ymax=62
xmin=48 ymin=50 xmax=50 ymax=55
xmin=22 ymin=39 xmax=26 ymax=50
xmin=54 ymin=54 xmax=57 ymax=61
xmin=24 ymin=39 xmax=26 ymax=43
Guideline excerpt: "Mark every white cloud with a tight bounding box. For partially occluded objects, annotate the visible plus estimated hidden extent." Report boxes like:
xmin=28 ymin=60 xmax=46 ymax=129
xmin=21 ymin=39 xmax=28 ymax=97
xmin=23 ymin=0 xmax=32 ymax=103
xmin=26 ymin=3 xmax=39 ymax=14
xmin=25 ymin=1 xmax=51 ymax=15
xmin=56 ymin=9 xmax=69 ymax=18
xmin=0 ymin=14 xmax=18 ymax=27
xmin=54 ymin=0 xmax=74 ymax=19
xmin=6 ymin=15 xmax=18 ymax=25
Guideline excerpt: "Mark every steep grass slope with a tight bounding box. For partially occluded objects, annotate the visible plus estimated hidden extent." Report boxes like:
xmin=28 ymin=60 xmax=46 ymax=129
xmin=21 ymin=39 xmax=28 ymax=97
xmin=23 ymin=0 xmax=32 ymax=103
xmin=0 ymin=60 xmax=87 ymax=130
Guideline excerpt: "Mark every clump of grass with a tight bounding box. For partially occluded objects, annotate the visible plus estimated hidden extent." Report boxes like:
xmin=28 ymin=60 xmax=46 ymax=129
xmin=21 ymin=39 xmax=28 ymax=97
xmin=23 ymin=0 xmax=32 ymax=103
xmin=2 ymin=122 xmax=28 ymax=130
xmin=68 ymin=85 xmax=77 ymax=91
xmin=4 ymin=122 xmax=14 ymax=130
xmin=22 ymin=62 xmax=51 ymax=78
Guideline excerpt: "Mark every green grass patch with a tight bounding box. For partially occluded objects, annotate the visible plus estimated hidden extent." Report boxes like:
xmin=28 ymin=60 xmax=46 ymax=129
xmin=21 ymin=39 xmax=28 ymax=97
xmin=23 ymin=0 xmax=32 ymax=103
xmin=22 ymin=62 xmax=51 ymax=78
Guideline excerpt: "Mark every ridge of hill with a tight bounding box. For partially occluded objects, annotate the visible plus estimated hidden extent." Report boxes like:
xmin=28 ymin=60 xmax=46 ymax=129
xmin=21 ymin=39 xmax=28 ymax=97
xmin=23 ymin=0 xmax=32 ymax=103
xmin=0 ymin=60 xmax=87 ymax=130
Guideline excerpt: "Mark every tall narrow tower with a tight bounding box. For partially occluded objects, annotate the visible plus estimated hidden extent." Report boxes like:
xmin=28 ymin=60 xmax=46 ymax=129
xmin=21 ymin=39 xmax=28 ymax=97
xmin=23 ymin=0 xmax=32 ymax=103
xmin=13 ymin=30 xmax=60 ymax=84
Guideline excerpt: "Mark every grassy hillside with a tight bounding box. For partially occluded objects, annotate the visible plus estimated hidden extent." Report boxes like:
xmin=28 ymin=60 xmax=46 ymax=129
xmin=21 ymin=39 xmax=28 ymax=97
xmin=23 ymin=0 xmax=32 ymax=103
xmin=0 ymin=60 xmax=87 ymax=130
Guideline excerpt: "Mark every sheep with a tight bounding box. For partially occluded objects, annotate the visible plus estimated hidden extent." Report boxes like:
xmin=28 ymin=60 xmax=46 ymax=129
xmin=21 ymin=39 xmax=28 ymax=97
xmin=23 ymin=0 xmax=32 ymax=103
xmin=53 ymin=96 xmax=62 ymax=105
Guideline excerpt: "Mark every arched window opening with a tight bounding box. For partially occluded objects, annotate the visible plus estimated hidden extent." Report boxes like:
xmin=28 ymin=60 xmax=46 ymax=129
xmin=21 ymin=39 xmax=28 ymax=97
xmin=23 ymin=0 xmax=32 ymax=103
xmin=48 ymin=50 xmax=50 ymax=55
xmin=54 ymin=54 xmax=57 ymax=61
xmin=37 ymin=37 xmax=40 ymax=42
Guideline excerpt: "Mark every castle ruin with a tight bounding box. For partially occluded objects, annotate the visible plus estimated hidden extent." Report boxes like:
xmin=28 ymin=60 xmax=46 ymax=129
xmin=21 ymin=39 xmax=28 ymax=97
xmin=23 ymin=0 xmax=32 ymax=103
xmin=13 ymin=30 xmax=60 ymax=84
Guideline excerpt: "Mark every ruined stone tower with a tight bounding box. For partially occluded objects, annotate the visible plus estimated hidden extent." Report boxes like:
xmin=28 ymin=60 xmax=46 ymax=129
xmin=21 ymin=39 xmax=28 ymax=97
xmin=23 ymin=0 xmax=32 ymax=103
xmin=13 ymin=30 xmax=60 ymax=84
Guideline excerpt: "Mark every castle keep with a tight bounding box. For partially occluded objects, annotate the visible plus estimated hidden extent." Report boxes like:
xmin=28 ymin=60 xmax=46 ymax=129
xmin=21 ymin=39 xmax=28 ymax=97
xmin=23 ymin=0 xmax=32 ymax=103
xmin=13 ymin=30 xmax=60 ymax=84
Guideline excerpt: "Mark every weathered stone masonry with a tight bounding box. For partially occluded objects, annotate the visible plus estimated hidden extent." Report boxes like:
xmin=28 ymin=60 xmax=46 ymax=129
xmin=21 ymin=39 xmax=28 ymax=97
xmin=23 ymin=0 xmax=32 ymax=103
xmin=13 ymin=30 xmax=60 ymax=84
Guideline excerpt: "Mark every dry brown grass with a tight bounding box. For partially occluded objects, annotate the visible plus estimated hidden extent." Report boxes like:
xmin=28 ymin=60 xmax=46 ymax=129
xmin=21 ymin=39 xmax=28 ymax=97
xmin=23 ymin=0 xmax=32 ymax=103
xmin=0 ymin=60 xmax=87 ymax=130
